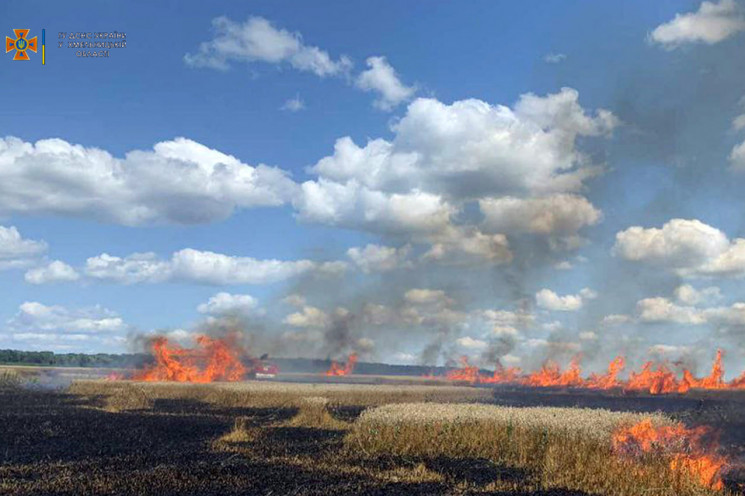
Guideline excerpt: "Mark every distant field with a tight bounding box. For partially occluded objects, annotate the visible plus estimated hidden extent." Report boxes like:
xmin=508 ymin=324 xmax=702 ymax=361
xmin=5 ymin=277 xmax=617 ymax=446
xmin=1 ymin=376 xmax=742 ymax=495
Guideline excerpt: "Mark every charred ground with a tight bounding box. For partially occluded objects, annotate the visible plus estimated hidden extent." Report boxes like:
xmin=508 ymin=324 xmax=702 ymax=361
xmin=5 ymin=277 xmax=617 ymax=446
xmin=1 ymin=378 xmax=744 ymax=495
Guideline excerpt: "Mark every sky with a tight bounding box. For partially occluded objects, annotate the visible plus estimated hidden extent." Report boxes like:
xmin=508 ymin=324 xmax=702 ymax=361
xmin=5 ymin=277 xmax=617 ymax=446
xmin=1 ymin=1 xmax=745 ymax=374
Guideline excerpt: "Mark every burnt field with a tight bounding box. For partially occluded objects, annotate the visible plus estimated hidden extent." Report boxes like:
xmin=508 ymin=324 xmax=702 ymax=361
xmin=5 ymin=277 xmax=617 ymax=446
xmin=1 ymin=378 xmax=745 ymax=495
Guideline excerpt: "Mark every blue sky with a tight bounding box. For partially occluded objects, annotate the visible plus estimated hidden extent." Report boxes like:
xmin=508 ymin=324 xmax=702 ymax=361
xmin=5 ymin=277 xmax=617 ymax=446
xmin=1 ymin=1 xmax=745 ymax=373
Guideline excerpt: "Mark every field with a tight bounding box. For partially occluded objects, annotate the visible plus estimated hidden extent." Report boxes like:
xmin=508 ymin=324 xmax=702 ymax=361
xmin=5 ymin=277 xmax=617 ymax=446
xmin=1 ymin=372 xmax=745 ymax=495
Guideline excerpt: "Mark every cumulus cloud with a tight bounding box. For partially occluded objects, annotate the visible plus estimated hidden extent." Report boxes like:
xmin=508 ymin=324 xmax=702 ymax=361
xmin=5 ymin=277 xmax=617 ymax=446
xmin=280 ymin=94 xmax=306 ymax=112
xmin=649 ymin=0 xmax=745 ymax=49
xmin=404 ymin=288 xmax=452 ymax=305
xmin=636 ymin=296 xmax=745 ymax=327
xmin=601 ymin=314 xmax=632 ymax=326
xmin=294 ymin=180 xmax=455 ymax=235
xmin=535 ymin=288 xmax=596 ymax=311
xmin=283 ymin=305 xmax=331 ymax=328
xmin=355 ymin=56 xmax=416 ymax=111
xmin=0 ymin=225 xmax=47 ymax=269
xmin=544 ymin=53 xmax=566 ymax=63
xmin=456 ymin=336 xmax=488 ymax=350
xmin=637 ymin=297 xmax=708 ymax=325
xmin=83 ymin=249 xmax=344 ymax=285
xmin=731 ymin=110 xmax=745 ymax=170
xmin=185 ymin=16 xmax=351 ymax=76
xmin=421 ymin=227 xmax=512 ymax=266
xmin=307 ymin=88 xmax=617 ymax=200
xmin=480 ymin=309 xmax=535 ymax=329
xmin=4 ymin=302 xmax=129 ymax=351
xmin=295 ymin=88 xmax=616 ymax=258
xmin=479 ymin=194 xmax=601 ymax=235
xmin=614 ymin=219 xmax=745 ymax=278
xmin=674 ymin=284 xmax=722 ymax=305
xmin=197 ymin=292 xmax=260 ymax=316
xmin=0 ymin=136 xmax=296 ymax=226
xmin=24 ymin=261 xmax=80 ymax=284
xmin=732 ymin=142 xmax=745 ymax=170
xmin=347 ymin=243 xmax=412 ymax=273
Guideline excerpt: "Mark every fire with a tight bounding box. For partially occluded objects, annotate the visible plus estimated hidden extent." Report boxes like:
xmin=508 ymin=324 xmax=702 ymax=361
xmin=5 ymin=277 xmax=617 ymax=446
xmin=326 ymin=353 xmax=358 ymax=376
xmin=439 ymin=349 xmax=745 ymax=395
xmin=524 ymin=356 xmax=583 ymax=387
xmin=612 ymin=419 xmax=727 ymax=490
xmin=133 ymin=335 xmax=247 ymax=383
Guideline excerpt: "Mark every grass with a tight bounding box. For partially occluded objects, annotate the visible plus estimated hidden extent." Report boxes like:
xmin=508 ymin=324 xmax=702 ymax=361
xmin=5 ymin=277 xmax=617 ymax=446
xmin=286 ymin=396 xmax=349 ymax=429
xmin=346 ymin=403 xmax=726 ymax=496
xmin=68 ymin=379 xmax=492 ymax=407
xmin=103 ymin=383 xmax=154 ymax=412
xmin=0 ymin=370 xmax=22 ymax=389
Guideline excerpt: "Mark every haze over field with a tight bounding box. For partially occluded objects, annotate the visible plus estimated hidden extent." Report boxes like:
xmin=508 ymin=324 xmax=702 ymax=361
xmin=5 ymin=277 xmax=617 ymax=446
xmin=2 ymin=1 xmax=745 ymax=377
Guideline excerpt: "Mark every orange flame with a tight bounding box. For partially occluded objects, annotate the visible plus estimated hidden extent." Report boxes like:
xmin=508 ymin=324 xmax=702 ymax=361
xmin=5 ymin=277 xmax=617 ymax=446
xmin=326 ymin=353 xmax=358 ymax=376
xmin=438 ymin=349 xmax=745 ymax=395
xmin=612 ymin=419 xmax=727 ymax=490
xmin=133 ymin=335 xmax=246 ymax=383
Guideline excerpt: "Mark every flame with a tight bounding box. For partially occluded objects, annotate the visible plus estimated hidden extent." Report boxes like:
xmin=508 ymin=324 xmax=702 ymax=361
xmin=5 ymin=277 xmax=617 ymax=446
xmin=326 ymin=353 xmax=358 ymax=376
xmin=133 ymin=335 xmax=246 ymax=383
xmin=438 ymin=349 xmax=745 ymax=395
xmin=612 ymin=419 xmax=727 ymax=490
xmin=524 ymin=356 xmax=583 ymax=387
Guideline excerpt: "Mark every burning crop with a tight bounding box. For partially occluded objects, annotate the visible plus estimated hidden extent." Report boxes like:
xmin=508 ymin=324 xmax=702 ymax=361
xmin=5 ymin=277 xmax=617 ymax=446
xmin=612 ymin=419 xmax=727 ymax=490
xmin=132 ymin=335 xmax=247 ymax=383
xmin=438 ymin=349 xmax=745 ymax=395
xmin=348 ymin=403 xmax=731 ymax=495
xmin=325 ymin=353 xmax=358 ymax=376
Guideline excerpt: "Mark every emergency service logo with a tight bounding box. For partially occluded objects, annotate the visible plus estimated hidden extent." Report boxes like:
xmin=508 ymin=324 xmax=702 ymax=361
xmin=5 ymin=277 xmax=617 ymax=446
xmin=6 ymin=29 xmax=38 ymax=61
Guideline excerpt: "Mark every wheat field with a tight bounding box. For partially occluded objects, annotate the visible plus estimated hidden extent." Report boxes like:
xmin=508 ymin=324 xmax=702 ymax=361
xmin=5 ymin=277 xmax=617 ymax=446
xmin=346 ymin=403 xmax=726 ymax=496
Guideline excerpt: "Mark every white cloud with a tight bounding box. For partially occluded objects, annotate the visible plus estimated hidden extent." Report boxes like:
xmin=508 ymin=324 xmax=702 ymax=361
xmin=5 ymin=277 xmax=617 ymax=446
xmin=283 ymin=305 xmax=330 ymax=328
xmin=294 ymin=88 xmax=616 ymax=258
xmin=704 ymin=302 xmax=745 ymax=325
xmin=184 ymin=16 xmax=351 ymax=76
xmin=355 ymin=56 xmax=416 ymax=111
xmin=393 ymin=351 xmax=417 ymax=363
xmin=4 ymin=302 xmax=129 ymax=352
xmin=614 ymin=219 xmax=745 ymax=278
xmin=456 ymin=336 xmax=488 ymax=350
xmin=0 ymin=136 xmax=296 ymax=226
xmin=347 ymin=243 xmax=412 ymax=273
xmin=281 ymin=94 xmax=306 ymax=112
xmin=294 ymin=179 xmax=455 ymax=235
xmin=24 ymin=260 xmax=80 ymax=284
xmin=197 ymin=292 xmax=260 ymax=316
xmin=544 ymin=53 xmax=566 ymax=63
xmin=637 ymin=297 xmax=707 ymax=325
xmin=283 ymin=294 xmax=307 ymax=307
xmin=536 ymin=288 xmax=596 ymax=311
xmin=674 ymin=284 xmax=722 ymax=305
xmin=308 ymin=88 xmax=616 ymax=200
xmin=634 ymin=295 xmax=745 ymax=327
xmin=579 ymin=331 xmax=597 ymax=340
xmin=650 ymin=0 xmax=745 ymax=49
xmin=84 ymin=248 xmax=342 ymax=285
xmin=731 ymin=139 xmax=745 ymax=171
xmin=0 ymin=226 xmax=47 ymax=268
xmin=602 ymin=314 xmax=632 ymax=326
xmin=491 ymin=325 xmax=520 ymax=338
xmin=480 ymin=309 xmax=535 ymax=328
xmin=480 ymin=194 xmax=601 ymax=235
xmin=404 ymin=288 xmax=452 ymax=305
xmin=421 ymin=227 xmax=512 ymax=266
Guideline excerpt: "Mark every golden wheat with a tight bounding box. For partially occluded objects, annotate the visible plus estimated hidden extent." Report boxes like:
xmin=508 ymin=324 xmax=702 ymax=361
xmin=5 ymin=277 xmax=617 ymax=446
xmin=346 ymin=403 xmax=722 ymax=496
xmin=69 ymin=379 xmax=491 ymax=407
